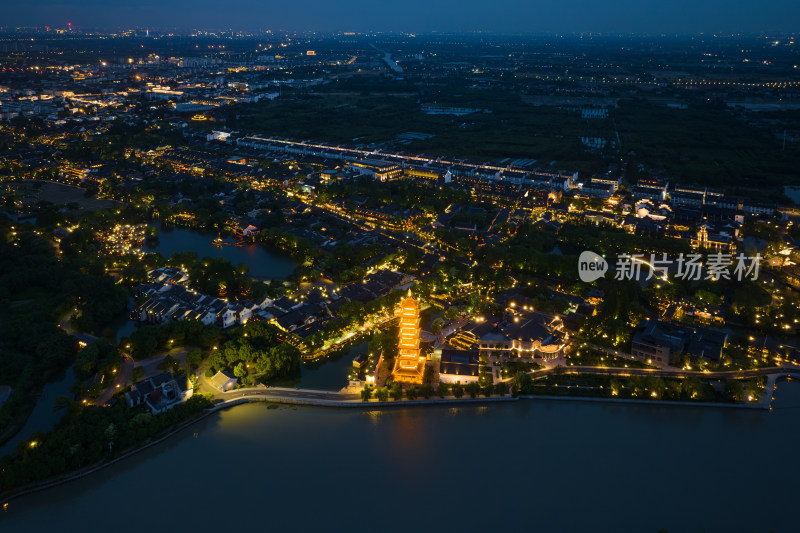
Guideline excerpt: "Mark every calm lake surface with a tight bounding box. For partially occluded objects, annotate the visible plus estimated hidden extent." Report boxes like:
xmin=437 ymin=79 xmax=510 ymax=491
xmin=5 ymin=382 xmax=800 ymax=532
xmin=151 ymin=223 xmax=298 ymax=280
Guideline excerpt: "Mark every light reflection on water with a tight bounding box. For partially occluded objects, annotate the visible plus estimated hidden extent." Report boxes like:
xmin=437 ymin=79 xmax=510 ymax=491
xmin=3 ymin=384 xmax=800 ymax=533
xmin=152 ymin=222 xmax=298 ymax=280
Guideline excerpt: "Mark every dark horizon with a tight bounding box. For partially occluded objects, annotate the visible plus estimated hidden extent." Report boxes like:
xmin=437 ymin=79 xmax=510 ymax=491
xmin=5 ymin=0 xmax=800 ymax=35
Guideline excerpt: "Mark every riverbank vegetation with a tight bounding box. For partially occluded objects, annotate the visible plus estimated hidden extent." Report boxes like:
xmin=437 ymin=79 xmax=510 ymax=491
xmin=162 ymin=251 xmax=284 ymax=302
xmin=0 ymin=394 xmax=213 ymax=494
xmin=72 ymin=340 xmax=123 ymax=398
xmin=127 ymin=319 xmax=223 ymax=360
xmin=205 ymin=321 xmax=301 ymax=386
xmin=511 ymin=371 xmax=766 ymax=404
xmin=565 ymin=346 xmax=656 ymax=369
xmin=0 ymin=219 xmax=127 ymax=447
xmin=366 ymin=380 xmax=509 ymax=402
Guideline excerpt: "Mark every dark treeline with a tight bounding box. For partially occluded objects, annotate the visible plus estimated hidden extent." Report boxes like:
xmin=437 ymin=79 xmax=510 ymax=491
xmin=0 ymin=221 xmax=128 ymax=444
xmin=0 ymin=395 xmax=213 ymax=492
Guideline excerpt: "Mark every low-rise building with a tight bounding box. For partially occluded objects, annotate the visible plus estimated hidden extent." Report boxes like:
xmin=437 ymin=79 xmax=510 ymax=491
xmin=209 ymin=370 xmax=238 ymax=392
xmin=452 ymin=310 xmax=567 ymax=361
xmin=581 ymin=179 xmax=617 ymax=198
xmin=347 ymin=159 xmax=403 ymax=181
xmin=691 ymin=223 xmax=737 ymax=253
xmin=125 ymin=372 xmax=193 ymax=414
xmin=438 ymin=349 xmax=480 ymax=383
xmin=630 ymin=320 xmax=727 ymax=367
xmin=632 ymin=178 xmax=669 ymax=202
xmin=134 ymin=268 xmax=266 ymax=328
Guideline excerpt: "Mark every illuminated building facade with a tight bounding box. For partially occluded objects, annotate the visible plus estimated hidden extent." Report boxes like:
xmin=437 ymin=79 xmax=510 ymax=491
xmin=347 ymin=159 xmax=403 ymax=181
xmin=391 ymin=291 xmax=425 ymax=384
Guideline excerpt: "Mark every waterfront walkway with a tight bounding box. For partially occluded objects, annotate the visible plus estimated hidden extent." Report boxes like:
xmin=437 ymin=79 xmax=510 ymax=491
xmin=215 ymin=388 xmax=516 ymax=408
xmin=530 ymin=364 xmax=800 ymax=380
xmin=217 ymin=386 xmax=360 ymax=405
xmin=207 ymin=363 xmax=800 ymax=410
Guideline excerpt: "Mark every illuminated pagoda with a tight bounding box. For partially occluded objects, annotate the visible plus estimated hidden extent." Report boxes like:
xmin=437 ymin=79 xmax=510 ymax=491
xmin=391 ymin=290 xmax=425 ymax=384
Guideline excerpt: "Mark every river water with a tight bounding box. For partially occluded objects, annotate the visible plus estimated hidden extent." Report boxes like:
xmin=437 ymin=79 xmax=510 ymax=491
xmin=296 ymin=340 xmax=368 ymax=390
xmin=0 ymin=366 xmax=75 ymax=458
xmin=4 ymin=381 xmax=800 ymax=532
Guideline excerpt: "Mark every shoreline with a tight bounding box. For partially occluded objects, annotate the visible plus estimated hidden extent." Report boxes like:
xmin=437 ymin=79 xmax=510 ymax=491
xmin=302 ymin=316 xmax=398 ymax=361
xmin=217 ymin=393 xmax=518 ymax=409
xmin=519 ymin=394 xmax=769 ymax=410
xmin=0 ymin=378 xmax=786 ymax=505
xmin=0 ymin=408 xmax=218 ymax=505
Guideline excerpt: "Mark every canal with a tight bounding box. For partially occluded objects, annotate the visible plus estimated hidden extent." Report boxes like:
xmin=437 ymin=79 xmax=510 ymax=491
xmin=4 ymin=381 xmax=800 ymax=532
xmin=0 ymin=366 xmax=75 ymax=458
xmin=296 ymin=340 xmax=369 ymax=391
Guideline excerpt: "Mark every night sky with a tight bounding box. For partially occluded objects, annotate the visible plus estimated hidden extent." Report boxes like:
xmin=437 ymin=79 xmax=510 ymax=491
xmin=6 ymin=0 xmax=800 ymax=33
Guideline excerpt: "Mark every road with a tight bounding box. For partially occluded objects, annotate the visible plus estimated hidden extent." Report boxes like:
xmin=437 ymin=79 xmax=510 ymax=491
xmin=241 ymin=135 xmax=571 ymax=181
xmin=134 ymin=348 xmax=189 ymax=380
xmin=58 ymin=310 xmax=97 ymax=344
xmin=530 ymin=364 xmax=800 ymax=380
xmin=94 ymin=356 xmax=134 ymax=406
xmin=57 ymin=310 xmax=137 ymax=406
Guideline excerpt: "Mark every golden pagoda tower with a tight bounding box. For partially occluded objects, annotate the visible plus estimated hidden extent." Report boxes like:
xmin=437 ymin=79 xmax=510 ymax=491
xmin=391 ymin=289 xmax=425 ymax=384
